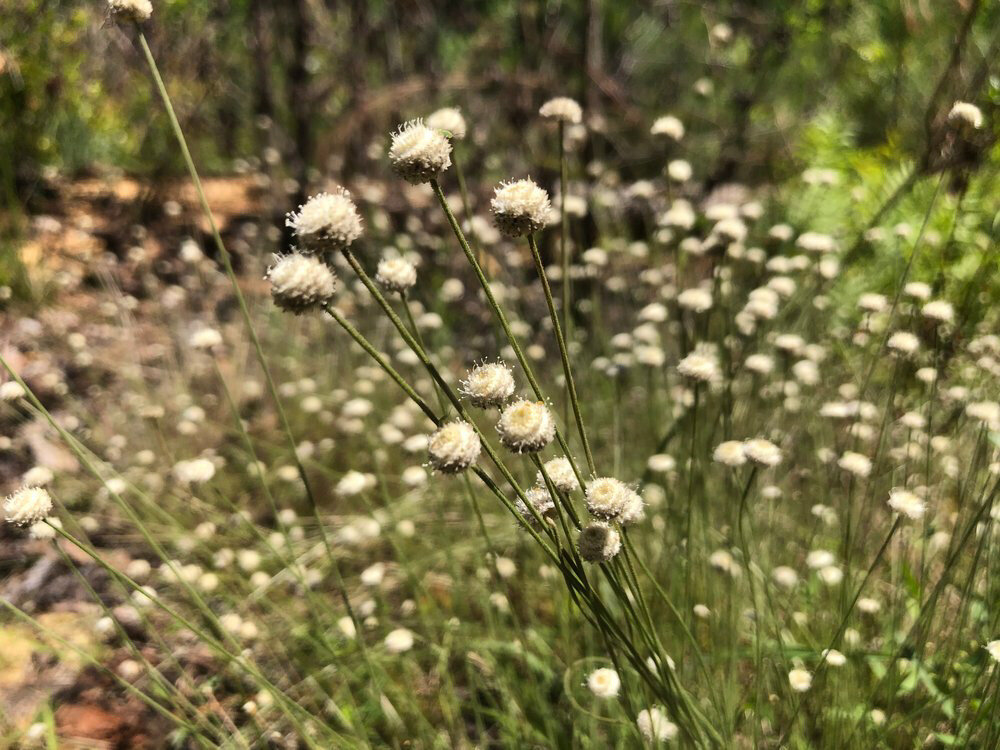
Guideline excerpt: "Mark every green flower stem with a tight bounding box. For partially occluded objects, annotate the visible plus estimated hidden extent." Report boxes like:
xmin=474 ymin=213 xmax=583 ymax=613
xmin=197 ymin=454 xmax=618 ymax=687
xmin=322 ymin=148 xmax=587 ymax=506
xmin=322 ymin=297 xmax=563 ymax=566
xmin=48 ymin=522 xmax=331 ymax=749
xmin=135 ymin=32 xmax=345 ymax=617
xmin=429 ymin=178 xmax=590 ymax=491
xmin=527 ymin=233 xmax=596 ymax=475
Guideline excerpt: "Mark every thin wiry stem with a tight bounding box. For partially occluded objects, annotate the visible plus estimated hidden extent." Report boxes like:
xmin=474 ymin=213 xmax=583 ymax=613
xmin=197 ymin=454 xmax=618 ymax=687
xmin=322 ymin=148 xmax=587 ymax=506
xmin=135 ymin=30 xmax=345 ymax=609
xmin=429 ymin=178 xmax=591 ymax=491
xmin=526 ymin=234 xmax=596 ymax=475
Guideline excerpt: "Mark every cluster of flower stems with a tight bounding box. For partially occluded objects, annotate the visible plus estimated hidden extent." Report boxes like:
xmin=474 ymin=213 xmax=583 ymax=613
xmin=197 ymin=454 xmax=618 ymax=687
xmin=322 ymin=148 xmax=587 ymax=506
xmin=0 ymin=26 xmax=718 ymax=748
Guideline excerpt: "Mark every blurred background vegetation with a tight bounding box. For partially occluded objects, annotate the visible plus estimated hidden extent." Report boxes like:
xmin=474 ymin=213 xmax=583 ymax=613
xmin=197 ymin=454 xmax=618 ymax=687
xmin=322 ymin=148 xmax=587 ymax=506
xmin=1 ymin=0 xmax=998 ymax=310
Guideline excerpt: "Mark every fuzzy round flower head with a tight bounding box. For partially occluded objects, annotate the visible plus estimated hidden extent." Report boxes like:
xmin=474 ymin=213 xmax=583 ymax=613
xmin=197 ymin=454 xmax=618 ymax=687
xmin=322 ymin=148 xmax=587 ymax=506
xmin=461 ymin=361 xmax=516 ymax=409
xmin=788 ymin=668 xmax=812 ymax=692
xmin=4 ymin=487 xmax=53 ymax=527
xmin=425 ymin=107 xmax=467 ymax=140
xmin=188 ymin=327 xmax=223 ymax=351
xmin=0 ymin=380 xmax=27 ymax=401
xmin=921 ymin=299 xmax=954 ymax=324
xmin=266 ymin=253 xmax=337 ymax=314
xmin=286 ymin=188 xmax=362 ymax=255
xmin=887 ymin=331 xmax=920 ymax=355
xmin=427 ymin=421 xmax=481 ymax=474
xmin=490 ymin=179 xmax=551 ymax=238
xmin=743 ymin=438 xmax=782 ymax=467
xmin=676 ymin=351 xmax=719 ymax=383
xmin=587 ymin=668 xmax=620 ymax=698
xmin=636 ymin=708 xmax=678 ymax=742
xmin=389 ymin=119 xmax=452 ymax=184
xmin=538 ymin=97 xmax=582 ymax=124
xmin=384 ymin=627 xmax=415 ymax=653
xmin=677 ymin=287 xmax=713 ymax=313
xmin=514 ymin=486 xmax=555 ymax=529
xmin=375 ymin=257 xmax=417 ymax=293
xmin=578 ymin=523 xmax=622 ymax=563
xmin=838 ymin=451 xmax=872 ymax=477
xmin=536 ymin=456 xmax=580 ymax=493
xmin=986 ymin=640 xmax=1000 ymax=664
xmin=108 ymin=0 xmax=152 ymax=22
xmin=585 ymin=477 xmax=632 ymax=520
xmin=523 ymin=485 xmax=556 ymax=516
xmin=619 ymin=492 xmax=646 ymax=526
xmin=887 ymin=487 xmax=926 ymax=520
xmin=713 ymin=440 xmax=747 ymax=467
xmin=947 ymin=101 xmax=983 ymax=130
xmin=496 ymin=399 xmax=555 ymax=453
xmin=650 ymin=115 xmax=685 ymax=141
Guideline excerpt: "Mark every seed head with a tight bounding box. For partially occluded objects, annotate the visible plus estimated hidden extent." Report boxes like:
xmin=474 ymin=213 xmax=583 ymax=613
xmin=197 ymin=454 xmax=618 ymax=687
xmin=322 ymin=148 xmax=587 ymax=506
xmin=514 ymin=486 xmax=556 ymax=529
xmin=713 ymin=440 xmax=747 ymax=467
xmin=286 ymin=189 xmax=363 ymax=255
xmin=389 ymin=119 xmax=452 ymax=184
xmin=788 ymin=668 xmax=812 ymax=693
xmin=947 ymin=101 xmax=983 ymax=130
xmin=490 ymin=179 xmax=551 ymax=238
xmin=538 ymin=97 xmax=582 ymax=124
xmin=427 ymin=421 xmax=481 ymax=474
xmin=496 ymin=399 xmax=555 ymax=453
xmin=650 ymin=115 xmax=685 ymax=140
xmin=578 ymin=523 xmax=622 ymax=563
xmin=586 ymin=668 xmax=620 ymax=697
xmin=4 ymin=487 xmax=54 ymax=527
xmin=376 ymin=257 xmax=417 ymax=293
xmin=677 ymin=351 xmax=719 ymax=382
xmin=266 ymin=253 xmax=337 ymax=314
xmin=461 ymin=361 xmax=516 ymax=409
xmin=636 ymin=708 xmax=678 ymax=741
xmin=585 ymin=477 xmax=632 ymax=520
xmin=887 ymin=487 xmax=925 ymax=520
xmin=425 ymin=107 xmax=467 ymax=140
xmin=108 ymin=0 xmax=152 ymax=22
xmin=743 ymin=438 xmax=782 ymax=467
xmin=921 ymin=299 xmax=954 ymax=323
xmin=536 ymin=456 xmax=580 ymax=493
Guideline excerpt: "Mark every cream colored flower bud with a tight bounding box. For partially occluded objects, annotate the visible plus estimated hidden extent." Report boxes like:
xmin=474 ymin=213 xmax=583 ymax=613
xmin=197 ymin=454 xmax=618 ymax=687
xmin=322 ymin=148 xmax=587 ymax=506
xmin=578 ymin=523 xmax=621 ymax=563
xmin=743 ymin=438 xmax=782 ymax=467
xmin=108 ymin=0 xmax=152 ymax=22
xmin=536 ymin=456 xmax=580 ymax=493
xmin=376 ymin=257 xmax=417 ymax=293
xmin=496 ymin=399 xmax=555 ymax=453
xmin=286 ymin=188 xmax=362 ymax=255
xmin=427 ymin=421 xmax=481 ymax=474
xmin=389 ymin=119 xmax=452 ymax=184
xmin=491 ymin=179 xmax=551 ymax=238
xmin=4 ymin=487 xmax=54 ymax=526
xmin=266 ymin=253 xmax=337 ymax=314
xmin=461 ymin=361 xmax=515 ymax=409
xmin=538 ymin=97 xmax=582 ymax=124
xmin=426 ymin=107 xmax=467 ymax=140
xmin=947 ymin=101 xmax=983 ymax=130
xmin=585 ymin=477 xmax=631 ymax=520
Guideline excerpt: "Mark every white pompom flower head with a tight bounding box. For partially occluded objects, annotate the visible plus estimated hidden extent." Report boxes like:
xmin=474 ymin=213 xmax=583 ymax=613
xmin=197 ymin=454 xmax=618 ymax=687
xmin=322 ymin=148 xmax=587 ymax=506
xmin=376 ymin=257 xmax=418 ymax=293
xmin=4 ymin=486 xmax=54 ymax=527
xmin=389 ymin=119 xmax=453 ymax=184
xmin=286 ymin=188 xmax=363 ymax=257
xmin=490 ymin=179 xmax=551 ymax=238
xmin=496 ymin=399 xmax=556 ymax=453
xmin=460 ymin=360 xmax=516 ymax=410
xmin=427 ymin=421 xmax=481 ymax=474
xmin=266 ymin=253 xmax=337 ymax=314
xmin=425 ymin=107 xmax=467 ymax=140
xmin=538 ymin=97 xmax=583 ymax=124
xmin=107 ymin=0 xmax=153 ymax=23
